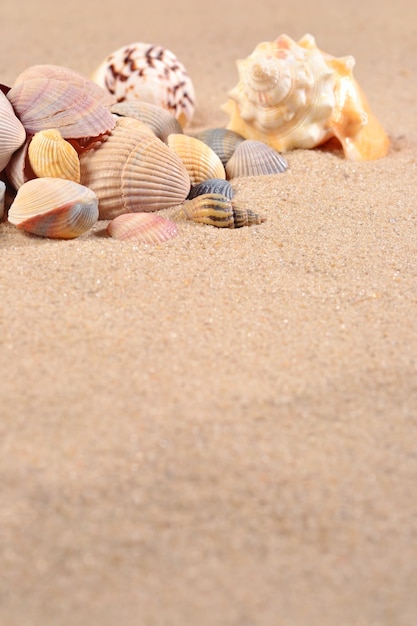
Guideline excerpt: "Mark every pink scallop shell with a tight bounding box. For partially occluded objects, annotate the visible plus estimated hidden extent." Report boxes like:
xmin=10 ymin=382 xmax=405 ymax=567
xmin=107 ymin=212 xmax=178 ymax=244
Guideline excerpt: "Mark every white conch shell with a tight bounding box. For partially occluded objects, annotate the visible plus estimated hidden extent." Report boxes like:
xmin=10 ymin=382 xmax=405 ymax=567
xmin=223 ymin=34 xmax=389 ymax=161
xmin=91 ymin=43 xmax=195 ymax=128
xmin=0 ymin=90 xmax=26 ymax=172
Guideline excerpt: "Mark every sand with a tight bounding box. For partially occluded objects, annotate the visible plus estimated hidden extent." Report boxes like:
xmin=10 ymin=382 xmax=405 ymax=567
xmin=1 ymin=0 xmax=416 ymax=624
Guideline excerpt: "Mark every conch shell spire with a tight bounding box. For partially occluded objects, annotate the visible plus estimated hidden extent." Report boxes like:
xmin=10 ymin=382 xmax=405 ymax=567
xmin=223 ymin=34 xmax=389 ymax=161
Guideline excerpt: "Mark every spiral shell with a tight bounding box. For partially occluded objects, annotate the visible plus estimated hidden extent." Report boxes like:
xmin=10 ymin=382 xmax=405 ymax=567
xmin=91 ymin=43 xmax=195 ymax=127
xmin=8 ymin=177 xmax=99 ymax=238
xmin=7 ymin=66 xmax=116 ymax=140
xmin=79 ymin=117 xmax=191 ymax=220
xmin=28 ymin=129 xmax=81 ymax=182
xmin=187 ymin=178 xmax=234 ymax=200
xmin=223 ymin=34 xmax=389 ymax=161
xmin=110 ymin=101 xmax=183 ymax=142
xmin=194 ymin=128 xmax=245 ymax=167
xmin=0 ymin=90 xmax=27 ymax=172
xmin=225 ymin=140 xmax=288 ymax=179
xmin=179 ymin=193 xmax=266 ymax=228
xmin=107 ymin=212 xmax=178 ymax=244
xmin=167 ymin=134 xmax=225 ymax=185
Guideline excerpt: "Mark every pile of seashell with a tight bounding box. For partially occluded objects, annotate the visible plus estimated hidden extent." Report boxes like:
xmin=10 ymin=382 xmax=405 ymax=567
xmin=0 ymin=36 xmax=389 ymax=243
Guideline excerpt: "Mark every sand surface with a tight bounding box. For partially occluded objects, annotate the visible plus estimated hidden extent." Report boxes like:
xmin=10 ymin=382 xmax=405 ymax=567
xmin=1 ymin=0 xmax=416 ymax=624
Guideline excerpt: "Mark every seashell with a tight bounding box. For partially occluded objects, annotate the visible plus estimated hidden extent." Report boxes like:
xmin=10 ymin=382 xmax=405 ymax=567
xmin=187 ymin=178 xmax=234 ymax=200
xmin=28 ymin=129 xmax=81 ymax=182
xmin=223 ymin=34 xmax=389 ymax=161
xmin=167 ymin=134 xmax=225 ymax=185
xmin=0 ymin=90 xmax=27 ymax=172
xmin=179 ymin=193 xmax=266 ymax=228
xmin=91 ymin=43 xmax=195 ymax=127
xmin=8 ymin=177 xmax=99 ymax=238
xmin=225 ymin=139 xmax=288 ymax=179
xmin=5 ymin=138 xmax=33 ymax=190
xmin=110 ymin=101 xmax=183 ymax=143
xmin=79 ymin=117 xmax=191 ymax=220
xmin=7 ymin=69 xmax=116 ymax=140
xmin=107 ymin=212 xmax=178 ymax=243
xmin=193 ymin=128 xmax=245 ymax=167
xmin=12 ymin=64 xmax=115 ymax=106
xmin=0 ymin=180 xmax=5 ymax=219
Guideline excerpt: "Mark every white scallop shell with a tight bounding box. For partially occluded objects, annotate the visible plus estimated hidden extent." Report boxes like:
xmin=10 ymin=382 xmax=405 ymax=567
xmin=91 ymin=43 xmax=195 ymax=127
xmin=0 ymin=90 xmax=27 ymax=172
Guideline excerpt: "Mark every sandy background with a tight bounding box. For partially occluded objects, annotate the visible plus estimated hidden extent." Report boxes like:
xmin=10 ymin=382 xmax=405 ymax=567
xmin=1 ymin=0 xmax=416 ymax=624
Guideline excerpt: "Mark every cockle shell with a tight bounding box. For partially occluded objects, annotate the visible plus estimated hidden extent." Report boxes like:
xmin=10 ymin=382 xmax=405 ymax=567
xmin=91 ymin=43 xmax=195 ymax=127
xmin=110 ymin=101 xmax=183 ymax=143
xmin=194 ymin=128 xmax=245 ymax=167
xmin=223 ymin=34 xmax=389 ymax=161
xmin=167 ymin=134 xmax=226 ymax=185
xmin=28 ymin=129 xmax=81 ymax=182
xmin=225 ymin=139 xmax=288 ymax=179
xmin=179 ymin=193 xmax=266 ymax=228
xmin=79 ymin=117 xmax=191 ymax=220
xmin=0 ymin=90 xmax=26 ymax=172
xmin=187 ymin=178 xmax=234 ymax=200
xmin=5 ymin=138 xmax=32 ymax=190
xmin=8 ymin=177 xmax=99 ymax=238
xmin=7 ymin=66 xmax=115 ymax=140
xmin=107 ymin=212 xmax=178 ymax=243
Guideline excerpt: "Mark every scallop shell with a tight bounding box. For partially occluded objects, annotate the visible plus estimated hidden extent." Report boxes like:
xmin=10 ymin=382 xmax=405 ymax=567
xmin=225 ymin=140 xmax=288 ymax=179
xmin=28 ymin=129 xmax=81 ymax=182
xmin=5 ymin=138 xmax=33 ymax=190
xmin=0 ymin=180 xmax=5 ymax=219
xmin=179 ymin=193 xmax=265 ymax=228
xmin=91 ymin=43 xmax=195 ymax=127
xmin=12 ymin=64 xmax=115 ymax=106
xmin=194 ymin=128 xmax=245 ymax=167
xmin=107 ymin=212 xmax=178 ymax=243
xmin=167 ymin=134 xmax=225 ymax=185
xmin=79 ymin=117 xmax=191 ymax=220
xmin=8 ymin=177 xmax=99 ymax=238
xmin=223 ymin=34 xmax=389 ymax=161
xmin=7 ymin=69 xmax=116 ymax=140
xmin=110 ymin=101 xmax=183 ymax=142
xmin=187 ymin=178 xmax=234 ymax=200
xmin=0 ymin=90 xmax=27 ymax=172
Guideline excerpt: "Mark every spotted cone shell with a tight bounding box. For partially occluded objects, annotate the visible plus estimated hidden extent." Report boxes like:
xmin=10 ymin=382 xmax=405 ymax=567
xmin=79 ymin=117 xmax=191 ymax=220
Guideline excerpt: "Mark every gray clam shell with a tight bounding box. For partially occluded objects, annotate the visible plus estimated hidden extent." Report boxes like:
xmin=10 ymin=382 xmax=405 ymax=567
xmin=194 ymin=128 xmax=245 ymax=167
xmin=187 ymin=178 xmax=234 ymax=200
xmin=225 ymin=140 xmax=288 ymax=179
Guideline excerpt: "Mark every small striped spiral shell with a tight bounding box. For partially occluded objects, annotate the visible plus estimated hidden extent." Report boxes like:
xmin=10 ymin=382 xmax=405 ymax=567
xmin=187 ymin=178 xmax=234 ymax=200
xmin=179 ymin=193 xmax=265 ymax=229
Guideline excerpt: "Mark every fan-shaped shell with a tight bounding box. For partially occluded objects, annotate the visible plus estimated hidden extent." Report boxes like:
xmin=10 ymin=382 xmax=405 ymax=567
xmin=79 ymin=117 xmax=191 ymax=220
xmin=110 ymin=101 xmax=183 ymax=142
xmin=91 ymin=43 xmax=195 ymax=127
xmin=225 ymin=140 xmax=288 ymax=179
xmin=5 ymin=138 xmax=33 ymax=190
xmin=167 ymin=134 xmax=225 ymax=185
xmin=194 ymin=128 xmax=245 ymax=167
xmin=179 ymin=193 xmax=266 ymax=228
xmin=0 ymin=90 xmax=27 ymax=172
xmin=187 ymin=178 xmax=234 ymax=200
xmin=7 ymin=74 xmax=115 ymax=139
xmin=107 ymin=212 xmax=178 ymax=243
xmin=8 ymin=177 xmax=99 ymax=238
xmin=223 ymin=34 xmax=389 ymax=160
xmin=13 ymin=64 xmax=115 ymax=106
xmin=28 ymin=129 xmax=81 ymax=182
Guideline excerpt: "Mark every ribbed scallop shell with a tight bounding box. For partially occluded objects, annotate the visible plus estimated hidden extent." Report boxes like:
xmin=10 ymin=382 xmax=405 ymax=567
xmin=91 ymin=43 xmax=195 ymax=127
xmin=13 ymin=64 xmax=115 ymax=106
xmin=107 ymin=212 xmax=178 ymax=243
xmin=187 ymin=178 xmax=234 ymax=200
xmin=167 ymin=134 xmax=225 ymax=185
xmin=110 ymin=101 xmax=183 ymax=142
xmin=79 ymin=117 xmax=191 ymax=220
xmin=225 ymin=140 xmax=288 ymax=179
xmin=5 ymin=138 xmax=33 ymax=190
xmin=194 ymin=128 xmax=245 ymax=166
xmin=0 ymin=90 xmax=27 ymax=172
xmin=8 ymin=177 xmax=99 ymax=238
xmin=7 ymin=71 xmax=116 ymax=139
xmin=179 ymin=193 xmax=266 ymax=228
xmin=223 ymin=34 xmax=389 ymax=160
xmin=28 ymin=129 xmax=81 ymax=182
